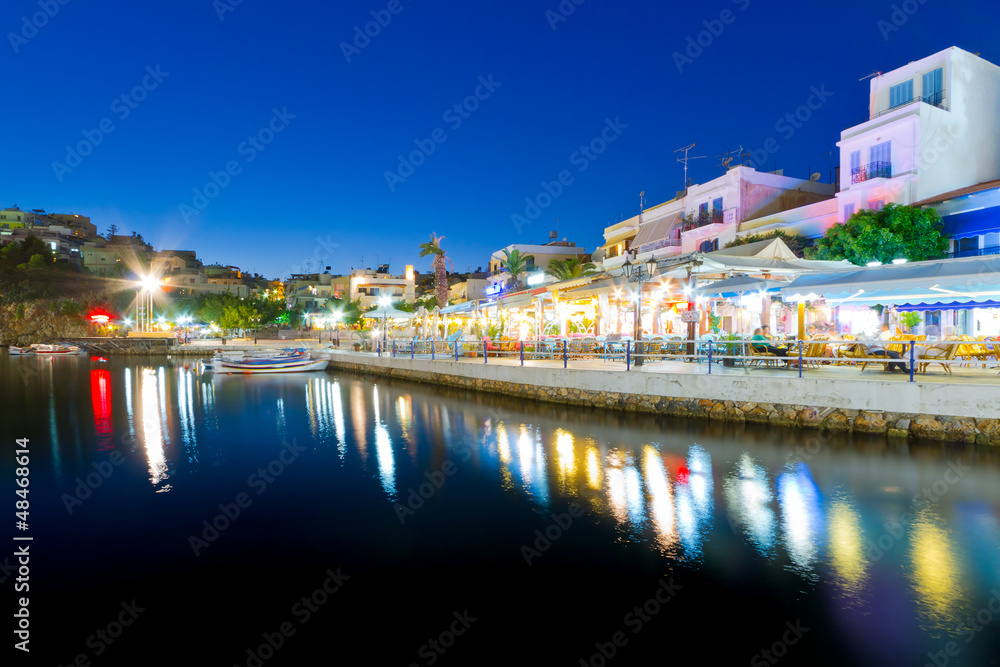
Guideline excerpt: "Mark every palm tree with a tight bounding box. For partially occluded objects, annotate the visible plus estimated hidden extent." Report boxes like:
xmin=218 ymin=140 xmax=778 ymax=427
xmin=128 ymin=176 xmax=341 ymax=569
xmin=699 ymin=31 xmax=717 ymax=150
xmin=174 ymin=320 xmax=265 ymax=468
xmin=545 ymin=257 xmax=598 ymax=282
xmin=499 ymin=248 xmax=535 ymax=292
xmin=418 ymin=233 xmax=450 ymax=308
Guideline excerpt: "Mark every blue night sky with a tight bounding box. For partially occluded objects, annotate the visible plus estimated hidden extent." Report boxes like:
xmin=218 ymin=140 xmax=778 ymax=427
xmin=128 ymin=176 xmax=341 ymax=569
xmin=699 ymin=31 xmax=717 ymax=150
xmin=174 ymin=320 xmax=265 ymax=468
xmin=3 ymin=0 xmax=998 ymax=280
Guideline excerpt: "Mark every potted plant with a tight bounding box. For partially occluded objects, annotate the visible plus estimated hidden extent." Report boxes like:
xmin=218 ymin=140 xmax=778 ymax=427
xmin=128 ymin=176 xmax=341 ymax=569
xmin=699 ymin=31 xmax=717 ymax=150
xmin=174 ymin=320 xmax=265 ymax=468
xmin=720 ymin=333 xmax=743 ymax=366
xmin=900 ymin=311 xmax=922 ymax=333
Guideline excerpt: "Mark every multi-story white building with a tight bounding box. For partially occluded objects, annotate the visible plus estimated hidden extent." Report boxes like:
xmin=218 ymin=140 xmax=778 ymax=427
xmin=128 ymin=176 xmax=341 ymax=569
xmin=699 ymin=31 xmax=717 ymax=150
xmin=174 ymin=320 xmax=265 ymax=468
xmin=348 ymin=265 xmax=415 ymax=310
xmin=735 ymin=47 xmax=1000 ymax=252
xmin=835 ymin=46 xmax=1000 ymax=223
xmin=602 ymin=166 xmax=834 ymax=269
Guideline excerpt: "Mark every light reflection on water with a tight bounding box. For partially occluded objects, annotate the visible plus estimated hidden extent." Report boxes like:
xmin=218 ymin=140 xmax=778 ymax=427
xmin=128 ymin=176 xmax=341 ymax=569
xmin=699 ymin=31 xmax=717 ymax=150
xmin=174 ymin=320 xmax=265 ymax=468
xmin=21 ymin=357 xmax=998 ymax=651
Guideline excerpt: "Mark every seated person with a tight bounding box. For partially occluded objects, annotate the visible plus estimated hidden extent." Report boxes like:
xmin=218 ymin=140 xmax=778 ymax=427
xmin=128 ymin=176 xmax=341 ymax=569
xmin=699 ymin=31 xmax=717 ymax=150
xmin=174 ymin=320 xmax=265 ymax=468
xmin=865 ymin=325 xmax=907 ymax=372
xmin=751 ymin=328 xmax=790 ymax=357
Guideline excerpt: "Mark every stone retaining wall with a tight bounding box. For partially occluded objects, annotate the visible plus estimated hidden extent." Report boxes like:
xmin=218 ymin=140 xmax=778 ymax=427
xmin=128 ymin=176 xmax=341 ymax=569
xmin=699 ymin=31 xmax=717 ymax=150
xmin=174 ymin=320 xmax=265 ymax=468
xmin=329 ymin=358 xmax=1000 ymax=446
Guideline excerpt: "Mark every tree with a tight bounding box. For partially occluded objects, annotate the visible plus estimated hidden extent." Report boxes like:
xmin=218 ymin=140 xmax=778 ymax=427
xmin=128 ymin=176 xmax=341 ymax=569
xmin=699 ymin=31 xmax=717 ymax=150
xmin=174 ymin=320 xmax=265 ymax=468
xmin=219 ymin=301 xmax=264 ymax=336
xmin=418 ymin=234 xmax=450 ymax=308
xmin=807 ymin=203 xmax=948 ymax=265
xmin=106 ymin=224 xmax=119 ymax=239
xmin=498 ymin=248 xmax=535 ymax=292
xmin=545 ymin=257 xmax=598 ymax=281
xmin=724 ymin=229 xmax=813 ymax=258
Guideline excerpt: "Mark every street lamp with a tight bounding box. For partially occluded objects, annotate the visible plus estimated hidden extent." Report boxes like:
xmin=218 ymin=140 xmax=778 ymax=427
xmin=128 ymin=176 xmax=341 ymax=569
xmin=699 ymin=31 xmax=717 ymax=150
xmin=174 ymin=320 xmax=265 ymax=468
xmin=621 ymin=253 xmax=658 ymax=367
xmin=379 ymin=296 xmax=391 ymax=350
xmin=331 ymin=311 xmax=343 ymax=346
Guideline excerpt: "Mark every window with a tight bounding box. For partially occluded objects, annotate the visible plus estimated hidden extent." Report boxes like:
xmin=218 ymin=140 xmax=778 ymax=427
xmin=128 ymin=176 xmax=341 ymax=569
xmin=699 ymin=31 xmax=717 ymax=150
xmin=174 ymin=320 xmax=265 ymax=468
xmin=850 ymin=150 xmax=861 ymax=174
xmin=958 ymin=236 xmax=979 ymax=256
xmin=712 ymin=197 xmax=723 ymax=213
xmin=869 ymin=141 xmax=891 ymax=177
xmin=698 ymin=202 xmax=709 ymax=219
xmin=922 ymin=67 xmax=944 ymax=106
xmin=868 ymin=199 xmax=885 ymax=212
xmin=844 ymin=203 xmax=855 ymax=220
xmin=889 ymin=80 xmax=913 ymax=108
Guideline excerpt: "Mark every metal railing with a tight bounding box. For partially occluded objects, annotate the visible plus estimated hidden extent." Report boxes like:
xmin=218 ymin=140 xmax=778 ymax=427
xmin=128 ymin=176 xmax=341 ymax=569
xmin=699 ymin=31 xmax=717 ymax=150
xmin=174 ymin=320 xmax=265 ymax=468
xmin=360 ymin=338 xmax=1000 ymax=383
xmin=637 ymin=237 xmax=682 ymax=254
xmin=866 ymin=91 xmax=948 ymax=123
xmin=947 ymin=246 xmax=1000 ymax=259
xmin=851 ymin=161 xmax=892 ymax=184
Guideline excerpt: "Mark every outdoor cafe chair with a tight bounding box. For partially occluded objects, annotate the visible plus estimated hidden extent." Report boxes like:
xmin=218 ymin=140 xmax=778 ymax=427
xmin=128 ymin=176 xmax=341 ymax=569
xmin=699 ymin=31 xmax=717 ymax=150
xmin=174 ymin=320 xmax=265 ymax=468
xmin=918 ymin=340 xmax=959 ymax=375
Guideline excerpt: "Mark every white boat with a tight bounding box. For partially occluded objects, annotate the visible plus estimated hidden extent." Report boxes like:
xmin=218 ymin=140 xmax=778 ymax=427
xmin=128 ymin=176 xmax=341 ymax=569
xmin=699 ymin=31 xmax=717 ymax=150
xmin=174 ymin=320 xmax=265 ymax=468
xmin=29 ymin=344 xmax=87 ymax=356
xmin=8 ymin=346 xmax=34 ymax=355
xmin=199 ymin=348 xmax=328 ymax=374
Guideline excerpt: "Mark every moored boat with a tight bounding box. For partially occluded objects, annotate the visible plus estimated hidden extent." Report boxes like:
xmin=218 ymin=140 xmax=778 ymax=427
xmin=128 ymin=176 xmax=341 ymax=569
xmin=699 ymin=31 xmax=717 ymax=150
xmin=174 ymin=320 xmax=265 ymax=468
xmin=8 ymin=346 xmax=35 ymax=355
xmin=199 ymin=348 xmax=328 ymax=374
xmin=29 ymin=344 xmax=87 ymax=356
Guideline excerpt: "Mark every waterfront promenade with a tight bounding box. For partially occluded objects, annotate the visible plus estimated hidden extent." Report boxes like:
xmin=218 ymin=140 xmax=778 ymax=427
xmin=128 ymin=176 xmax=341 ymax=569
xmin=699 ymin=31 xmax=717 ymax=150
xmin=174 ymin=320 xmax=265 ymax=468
xmin=304 ymin=343 xmax=1000 ymax=445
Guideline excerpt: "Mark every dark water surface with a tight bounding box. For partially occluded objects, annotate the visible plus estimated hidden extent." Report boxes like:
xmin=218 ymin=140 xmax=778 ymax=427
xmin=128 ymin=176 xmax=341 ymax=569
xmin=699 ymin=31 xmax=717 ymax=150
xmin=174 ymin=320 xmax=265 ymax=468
xmin=3 ymin=355 xmax=1000 ymax=666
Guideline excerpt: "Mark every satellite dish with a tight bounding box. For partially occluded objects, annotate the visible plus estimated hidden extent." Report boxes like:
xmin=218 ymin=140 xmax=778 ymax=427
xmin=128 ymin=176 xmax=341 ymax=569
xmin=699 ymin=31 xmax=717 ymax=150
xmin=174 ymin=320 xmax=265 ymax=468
xmin=810 ymin=172 xmax=821 ymax=182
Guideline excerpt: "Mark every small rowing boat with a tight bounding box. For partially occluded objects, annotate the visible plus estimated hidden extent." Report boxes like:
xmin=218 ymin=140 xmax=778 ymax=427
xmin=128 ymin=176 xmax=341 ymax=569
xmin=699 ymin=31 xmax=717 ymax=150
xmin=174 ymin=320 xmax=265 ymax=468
xmin=21 ymin=344 xmax=87 ymax=356
xmin=199 ymin=348 xmax=329 ymax=374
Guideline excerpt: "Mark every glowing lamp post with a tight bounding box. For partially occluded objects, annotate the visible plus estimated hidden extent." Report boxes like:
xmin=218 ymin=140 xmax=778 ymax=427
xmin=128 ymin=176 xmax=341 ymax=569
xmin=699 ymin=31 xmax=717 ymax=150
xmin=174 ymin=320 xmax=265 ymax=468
xmin=135 ymin=275 xmax=160 ymax=333
xmin=379 ymin=296 xmax=391 ymax=350
xmin=621 ymin=253 xmax=658 ymax=367
xmin=332 ymin=311 xmax=343 ymax=346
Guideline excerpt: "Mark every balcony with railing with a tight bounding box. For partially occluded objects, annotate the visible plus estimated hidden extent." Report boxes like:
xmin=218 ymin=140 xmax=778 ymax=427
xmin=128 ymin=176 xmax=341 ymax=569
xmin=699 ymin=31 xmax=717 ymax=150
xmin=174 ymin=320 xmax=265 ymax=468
xmin=637 ymin=237 xmax=682 ymax=254
xmin=866 ymin=89 xmax=948 ymax=123
xmin=947 ymin=245 xmax=1000 ymax=259
xmin=851 ymin=161 xmax=892 ymax=184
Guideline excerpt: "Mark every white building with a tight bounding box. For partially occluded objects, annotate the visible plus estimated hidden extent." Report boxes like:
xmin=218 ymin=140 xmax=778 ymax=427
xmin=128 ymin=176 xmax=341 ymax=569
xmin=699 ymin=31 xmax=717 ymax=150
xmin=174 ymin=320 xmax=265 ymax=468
xmin=329 ymin=266 xmax=416 ymax=311
xmin=603 ymin=165 xmax=834 ymax=269
xmin=488 ymin=237 xmax=588 ymax=292
xmin=836 ymin=46 xmax=1000 ymax=222
xmin=735 ymin=47 xmax=1000 ymax=249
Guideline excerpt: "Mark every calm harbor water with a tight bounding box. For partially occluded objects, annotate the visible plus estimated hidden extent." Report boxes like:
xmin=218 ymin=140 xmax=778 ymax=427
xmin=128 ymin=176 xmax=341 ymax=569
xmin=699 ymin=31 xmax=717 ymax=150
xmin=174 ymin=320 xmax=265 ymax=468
xmin=3 ymin=354 xmax=1000 ymax=665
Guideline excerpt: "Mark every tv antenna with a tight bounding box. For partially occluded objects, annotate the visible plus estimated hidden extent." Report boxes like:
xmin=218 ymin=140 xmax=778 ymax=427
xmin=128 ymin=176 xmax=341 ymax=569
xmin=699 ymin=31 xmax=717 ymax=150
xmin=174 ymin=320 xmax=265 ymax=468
xmin=674 ymin=143 xmax=705 ymax=190
xmin=859 ymin=71 xmax=882 ymax=81
xmin=716 ymin=146 xmax=749 ymax=171
xmin=639 ymin=191 xmax=646 ymax=211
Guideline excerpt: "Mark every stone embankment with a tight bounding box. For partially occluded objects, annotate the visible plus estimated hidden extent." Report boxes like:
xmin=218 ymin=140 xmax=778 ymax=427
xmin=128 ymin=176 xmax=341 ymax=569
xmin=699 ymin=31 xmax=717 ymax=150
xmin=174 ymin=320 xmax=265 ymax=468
xmin=327 ymin=356 xmax=1000 ymax=446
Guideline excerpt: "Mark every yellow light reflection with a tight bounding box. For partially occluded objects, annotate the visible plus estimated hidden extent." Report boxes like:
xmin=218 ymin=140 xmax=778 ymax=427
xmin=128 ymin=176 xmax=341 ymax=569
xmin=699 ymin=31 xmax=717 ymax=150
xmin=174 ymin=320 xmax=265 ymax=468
xmin=497 ymin=422 xmax=511 ymax=464
xmin=827 ymin=497 xmax=867 ymax=602
xmin=909 ymin=508 xmax=967 ymax=633
xmin=554 ymin=429 xmax=577 ymax=488
xmin=586 ymin=446 xmax=601 ymax=490
xmin=606 ymin=450 xmax=628 ymax=526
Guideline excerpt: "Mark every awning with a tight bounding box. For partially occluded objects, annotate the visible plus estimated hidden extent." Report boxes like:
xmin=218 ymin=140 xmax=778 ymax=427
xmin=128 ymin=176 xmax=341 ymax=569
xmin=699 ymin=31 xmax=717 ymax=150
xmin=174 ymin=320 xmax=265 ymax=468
xmin=714 ymin=237 xmax=799 ymax=260
xmin=632 ymin=212 xmax=682 ymax=252
xmin=779 ymin=255 xmax=1000 ymax=306
xmin=439 ymin=300 xmax=479 ymax=315
xmin=897 ymin=300 xmax=1000 ymax=312
xmin=361 ymin=305 xmax=416 ymax=320
xmin=940 ymin=208 xmax=1000 ymax=237
xmin=693 ymin=276 xmax=789 ymax=298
